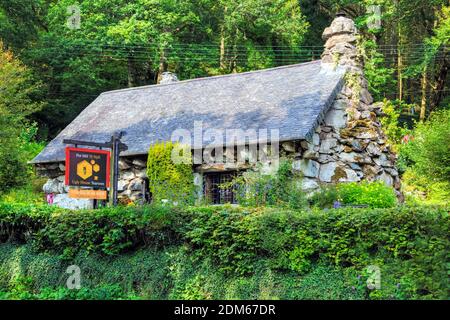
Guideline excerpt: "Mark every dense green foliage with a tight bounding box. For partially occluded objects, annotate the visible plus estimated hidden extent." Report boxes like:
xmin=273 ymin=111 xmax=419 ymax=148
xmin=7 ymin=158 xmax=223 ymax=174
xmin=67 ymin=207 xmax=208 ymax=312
xmin=0 ymin=45 xmax=44 ymax=193
xmin=0 ymin=244 xmax=365 ymax=300
xmin=147 ymin=141 xmax=195 ymax=205
xmin=230 ymin=162 xmax=397 ymax=209
xmin=397 ymin=108 xmax=450 ymax=203
xmin=0 ymin=202 xmax=448 ymax=299
xmin=0 ymin=0 xmax=310 ymax=140
xmin=308 ymin=181 xmax=398 ymax=209
xmin=0 ymin=1 xmax=448 ymax=302
xmin=230 ymin=160 xmax=308 ymax=209
xmin=400 ymin=109 xmax=450 ymax=183
xmin=0 ymin=276 xmax=137 ymax=300
xmin=378 ymin=99 xmax=409 ymax=149
xmin=0 ymin=202 xmax=183 ymax=257
xmin=336 ymin=181 xmax=397 ymax=208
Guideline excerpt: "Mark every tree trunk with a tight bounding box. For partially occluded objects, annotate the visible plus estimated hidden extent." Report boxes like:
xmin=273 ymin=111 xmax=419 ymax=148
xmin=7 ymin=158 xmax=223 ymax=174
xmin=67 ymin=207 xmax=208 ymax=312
xmin=219 ymin=7 xmax=228 ymax=71
xmin=420 ymin=66 xmax=428 ymax=121
xmin=396 ymin=1 xmax=403 ymax=101
xmin=397 ymin=46 xmax=403 ymax=101
xmin=231 ymin=53 xmax=237 ymax=73
xmin=220 ymin=30 xmax=226 ymax=70
xmin=231 ymin=29 xmax=239 ymax=73
xmin=431 ymin=58 xmax=449 ymax=112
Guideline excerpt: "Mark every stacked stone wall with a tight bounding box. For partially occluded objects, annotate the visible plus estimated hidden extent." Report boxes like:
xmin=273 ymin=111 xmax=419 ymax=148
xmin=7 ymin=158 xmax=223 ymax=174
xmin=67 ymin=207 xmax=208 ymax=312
xmin=298 ymin=15 xmax=401 ymax=196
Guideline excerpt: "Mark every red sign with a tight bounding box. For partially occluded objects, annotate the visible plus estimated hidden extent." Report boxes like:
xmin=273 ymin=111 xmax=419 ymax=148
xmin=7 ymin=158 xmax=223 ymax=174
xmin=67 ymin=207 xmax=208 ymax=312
xmin=65 ymin=147 xmax=111 ymax=188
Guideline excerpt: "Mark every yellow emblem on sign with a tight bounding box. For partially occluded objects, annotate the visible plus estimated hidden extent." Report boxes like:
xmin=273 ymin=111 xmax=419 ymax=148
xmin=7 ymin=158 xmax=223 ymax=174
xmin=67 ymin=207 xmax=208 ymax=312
xmin=77 ymin=160 xmax=93 ymax=180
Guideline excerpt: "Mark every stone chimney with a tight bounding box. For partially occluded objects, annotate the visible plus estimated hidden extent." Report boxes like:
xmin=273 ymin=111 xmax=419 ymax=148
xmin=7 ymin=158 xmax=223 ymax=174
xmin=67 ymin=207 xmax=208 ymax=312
xmin=306 ymin=14 xmax=402 ymax=198
xmin=321 ymin=13 xmax=373 ymax=107
xmin=321 ymin=13 xmax=362 ymax=72
xmin=159 ymin=72 xmax=179 ymax=84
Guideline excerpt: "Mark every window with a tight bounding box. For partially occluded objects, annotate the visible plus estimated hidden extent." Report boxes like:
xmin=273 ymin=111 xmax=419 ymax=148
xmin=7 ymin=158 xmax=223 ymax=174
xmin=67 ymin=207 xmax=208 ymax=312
xmin=203 ymin=172 xmax=237 ymax=204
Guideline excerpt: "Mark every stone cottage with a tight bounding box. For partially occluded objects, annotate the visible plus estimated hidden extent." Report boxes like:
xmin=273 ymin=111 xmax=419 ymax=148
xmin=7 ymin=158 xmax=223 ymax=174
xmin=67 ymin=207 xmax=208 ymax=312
xmin=31 ymin=15 xmax=401 ymax=209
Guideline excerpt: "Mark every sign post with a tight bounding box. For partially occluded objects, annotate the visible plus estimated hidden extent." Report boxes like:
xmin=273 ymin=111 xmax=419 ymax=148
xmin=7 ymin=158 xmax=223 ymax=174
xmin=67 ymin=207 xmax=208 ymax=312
xmin=110 ymin=132 xmax=126 ymax=206
xmin=63 ymin=131 xmax=128 ymax=207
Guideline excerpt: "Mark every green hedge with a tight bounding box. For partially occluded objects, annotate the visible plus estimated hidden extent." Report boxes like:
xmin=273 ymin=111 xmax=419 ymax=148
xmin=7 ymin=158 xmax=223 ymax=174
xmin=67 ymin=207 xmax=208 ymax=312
xmin=0 ymin=202 xmax=448 ymax=299
xmin=0 ymin=244 xmax=365 ymax=300
xmin=0 ymin=203 xmax=186 ymax=257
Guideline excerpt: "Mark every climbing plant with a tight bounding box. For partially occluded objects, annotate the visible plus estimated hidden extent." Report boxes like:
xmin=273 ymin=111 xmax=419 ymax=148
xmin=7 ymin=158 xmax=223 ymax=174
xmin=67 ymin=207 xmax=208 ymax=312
xmin=228 ymin=160 xmax=308 ymax=209
xmin=146 ymin=142 xmax=195 ymax=205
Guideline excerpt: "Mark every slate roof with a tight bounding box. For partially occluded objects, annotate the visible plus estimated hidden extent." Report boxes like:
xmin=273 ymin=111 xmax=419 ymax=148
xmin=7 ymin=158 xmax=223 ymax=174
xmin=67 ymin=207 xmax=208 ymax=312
xmin=32 ymin=60 xmax=346 ymax=164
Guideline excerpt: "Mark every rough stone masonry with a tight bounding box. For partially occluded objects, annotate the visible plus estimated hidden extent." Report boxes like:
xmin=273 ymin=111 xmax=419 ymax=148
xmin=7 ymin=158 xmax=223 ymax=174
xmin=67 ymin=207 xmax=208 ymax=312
xmin=296 ymin=15 xmax=401 ymax=197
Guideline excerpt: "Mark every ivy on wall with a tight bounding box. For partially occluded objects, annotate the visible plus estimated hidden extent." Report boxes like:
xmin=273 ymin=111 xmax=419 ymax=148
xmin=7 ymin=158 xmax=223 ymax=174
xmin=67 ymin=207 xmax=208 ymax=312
xmin=146 ymin=142 xmax=195 ymax=205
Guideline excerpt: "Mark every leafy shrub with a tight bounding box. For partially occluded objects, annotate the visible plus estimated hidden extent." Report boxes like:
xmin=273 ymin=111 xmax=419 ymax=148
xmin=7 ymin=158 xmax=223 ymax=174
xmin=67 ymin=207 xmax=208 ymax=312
xmin=0 ymin=244 xmax=360 ymax=300
xmin=0 ymin=202 xmax=184 ymax=257
xmin=0 ymin=243 xmax=174 ymax=300
xmin=256 ymin=205 xmax=449 ymax=299
xmin=0 ymin=46 xmax=43 ymax=193
xmin=146 ymin=141 xmax=195 ymax=205
xmin=231 ymin=160 xmax=308 ymax=209
xmin=403 ymin=109 xmax=450 ymax=183
xmin=0 ymin=47 xmax=40 ymax=192
xmin=0 ymin=279 xmax=136 ymax=300
xmin=0 ymin=202 xmax=59 ymax=243
xmin=398 ymin=109 xmax=450 ymax=204
xmin=288 ymin=230 xmax=317 ymax=273
xmin=174 ymin=275 xmax=212 ymax=300
xmin=36 ymin=205 xmax=184 ymax=258
xmin=309 ymin=185 xmax=339 ymax=208
xmin=378 ymin=99 xmax=410 ymax=149
xmin=184 ymin=205 xmax=260 ymax=275
xmin=283 ymin=264 xmax=363 ymax=300
xmin=0 ymin=122 xmax=46 ymax=202
xmin=0 ymin=276 xmax=35 ymax=299
xmin=0 ymin=184 xmax=45 ymax=205
xmin=37 ymin=285 xmax=138 ymax=300
xmin=309 ymin=182 xmax=396 ymax=209
xmin=337 ymin=181 xmax=397 ymax=208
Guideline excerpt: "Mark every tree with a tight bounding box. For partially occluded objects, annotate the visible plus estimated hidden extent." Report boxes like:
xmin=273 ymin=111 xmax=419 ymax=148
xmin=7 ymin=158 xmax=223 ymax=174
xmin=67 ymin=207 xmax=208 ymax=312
xmin=399 ymin=108 xmax=450 ymax=203
xmin=0 ymin=0 xmax=49 ymax=50
xmin=0 ymin=44 xmax=42 ymax=192
xmin=406 ymin=109 xmax=450 ymax=183
xmin=0 ymin=0 xmax=311 ymax=140
xmin=214 ymin=0 xmax=309 ymax=72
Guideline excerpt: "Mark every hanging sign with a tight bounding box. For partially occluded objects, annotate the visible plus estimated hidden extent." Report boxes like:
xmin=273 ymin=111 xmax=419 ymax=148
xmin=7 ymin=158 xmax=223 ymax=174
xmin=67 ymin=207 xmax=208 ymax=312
xmin=65 ymin=147 xmax=111 ymax=188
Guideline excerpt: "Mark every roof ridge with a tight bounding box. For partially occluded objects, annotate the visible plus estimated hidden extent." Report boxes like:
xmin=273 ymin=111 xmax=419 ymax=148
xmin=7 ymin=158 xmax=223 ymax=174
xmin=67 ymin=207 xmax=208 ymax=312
xmin=100 ymin=60 xmax=322 ymax=96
